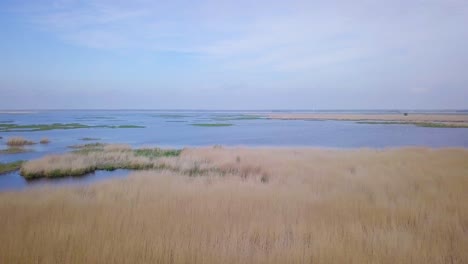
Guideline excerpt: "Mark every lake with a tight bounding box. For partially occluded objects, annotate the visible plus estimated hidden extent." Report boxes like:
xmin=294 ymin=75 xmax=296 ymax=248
xmin=1 ymin=110 xmax=467 ymax=190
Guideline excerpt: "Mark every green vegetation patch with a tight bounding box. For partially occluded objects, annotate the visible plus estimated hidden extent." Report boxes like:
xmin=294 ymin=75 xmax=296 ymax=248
xmin=68 ymin=143 xmax=106 ymax=153
xmin=414 ymin=123 xmax=468 ymax=128
xmin=0 ymin=123 xmax=145 ymax=132
xmin=0 ymin=147 xmax=33 ymax=154
xmin=0 ymin=123 xmax=90 ymax=132
xmin=0 ymin=161 xmax=23 ymax=174
xmin=68 ymin=142 xmax=106 ymax=149
xmin=80 ymin=137 xmax=101 ymax=141
xmin=69 ymin=143 xmax=181 ymax=158
xmin=22 ymin=164 xmax=155 ymax=179
xmin=356 ymin=121 xmax=468 ymax=128
xmin=134 ymin=148 xmax=182 ymax=158
xmin=212 ymin=115 xmax=263 ymax=121
xmin=110 ymin=125 xmax=145 ymax=128
xmin=191 ymin=123 xmax=234 ymax=127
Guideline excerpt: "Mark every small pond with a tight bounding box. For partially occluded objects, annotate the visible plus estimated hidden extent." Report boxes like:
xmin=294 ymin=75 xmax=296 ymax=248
xmin=0 ymin=169 xmax=131 ymax=191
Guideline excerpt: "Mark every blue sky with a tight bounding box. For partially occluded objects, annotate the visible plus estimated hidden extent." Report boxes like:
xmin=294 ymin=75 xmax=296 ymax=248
xmin=1 ymin=0 xmax=467 ymax=109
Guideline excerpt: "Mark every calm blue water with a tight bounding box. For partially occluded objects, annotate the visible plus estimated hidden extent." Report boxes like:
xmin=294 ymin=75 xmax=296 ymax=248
xmin=1 ymin=110 xmax=467 ymax=191
xmin=0 ymin=169 xmax=130 ymax=191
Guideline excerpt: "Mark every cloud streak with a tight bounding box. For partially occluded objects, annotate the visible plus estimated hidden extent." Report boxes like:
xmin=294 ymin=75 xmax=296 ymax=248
xmin=28 ymin=1 xmax=466 ymax=68
xmin=1 ymin=0 xmax=468 ymax=108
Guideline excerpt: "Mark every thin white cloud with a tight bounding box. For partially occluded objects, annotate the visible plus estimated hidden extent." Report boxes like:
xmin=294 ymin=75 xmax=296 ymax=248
xmin=1 ymin=0 xmax=468 ymax=109
xmin=20 ymin=1 xmax=468 ymax=63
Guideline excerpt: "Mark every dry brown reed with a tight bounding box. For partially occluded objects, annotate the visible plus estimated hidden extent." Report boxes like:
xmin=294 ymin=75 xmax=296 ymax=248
xmin=6 ymin=136 xmax=35 ymax=146
xmin=20 ymin=145 xmax=181 ymax=178
xmin=1 ymin=147 xmax=467 ymax=263
xmin=39 ymin=138 xmax=50 ymax=144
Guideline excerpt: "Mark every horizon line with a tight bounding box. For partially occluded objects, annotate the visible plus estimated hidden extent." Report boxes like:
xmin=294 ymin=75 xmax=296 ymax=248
xmin=1 ymin=108 xmax=467 ymax=112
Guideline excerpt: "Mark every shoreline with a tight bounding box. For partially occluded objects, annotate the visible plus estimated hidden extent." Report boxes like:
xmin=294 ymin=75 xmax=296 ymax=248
xmin=267 ymin=113 xmax=468 ymax=127
xmin=12 ymin=145 xmax=468 ymax=179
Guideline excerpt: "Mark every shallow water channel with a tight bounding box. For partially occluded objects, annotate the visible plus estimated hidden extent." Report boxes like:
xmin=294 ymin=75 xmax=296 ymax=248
xmin=0 ymin=169 xmax=131 ymax=191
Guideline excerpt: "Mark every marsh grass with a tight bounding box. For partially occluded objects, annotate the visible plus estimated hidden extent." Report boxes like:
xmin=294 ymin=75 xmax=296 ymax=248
xmin=80 ymin=137 xmax=101 ymax=141
xmin=21 ymin=145 xmax=183 ymax=179
xmin=6 ymin=137 xmax=35 ymax=146
xmin=269 ymin=113 xmax=468 ymax=123
xmin=0 ymin=147 xmax=33 ymax=154
xmin=212 ymin=115 xmax=263 ymax=121
xmin=68 ymin=142 xmax=106 ymax=149
xmin=39 ymin=138 xmax=50 ymax=144
xmin=20 ymin=152 xmax=150 ymax=179
xmin=191 ymin=123 xmax=233 ymax=127
xmin=1 ymin=123 xmax=90 ymax=132
xmin=0 ymin=123 xmax=145 ymax=132
xmin=112 ymin=125 xmax=145 ymax=128
xmin=1 ymin=147 xmax=468 ymax=263
xmin=0 ymin=161 xmax=23 ymax=174
xmin=357 ymin=121 xmax=468 ymax=128
xmin=68 ymin=143 xmax=108 ymax=154
xmin=134 ymin=148 xmax=182 ymax=158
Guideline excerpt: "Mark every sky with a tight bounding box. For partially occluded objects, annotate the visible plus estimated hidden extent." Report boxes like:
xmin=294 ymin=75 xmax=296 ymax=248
xmin=0 ymin=0 xmax=467 ymax=110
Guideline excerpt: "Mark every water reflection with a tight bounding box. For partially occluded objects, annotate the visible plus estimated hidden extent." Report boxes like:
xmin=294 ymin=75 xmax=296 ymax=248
xmin=0 ymin=169 xmax=130 ymax=191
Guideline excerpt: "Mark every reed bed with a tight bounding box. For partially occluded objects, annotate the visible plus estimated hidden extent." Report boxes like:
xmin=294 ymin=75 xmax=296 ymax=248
xmin=1 ymin=147 xmax=467 ymax=263
xmin=6 ymin=136 xmax=35 ymax=146
xmin=0 ymin=147 xmax=32 ymax=154
xmin=0 ymin=161 xmax=23 ymax=174
xmin=20 ymin=144 xmax=182 ymax=179
xmin=39 ymin=138 xmax=50 ymax=144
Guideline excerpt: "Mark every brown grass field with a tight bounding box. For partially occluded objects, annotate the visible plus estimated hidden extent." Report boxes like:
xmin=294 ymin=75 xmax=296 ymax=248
xmin=268 ymin=113 xmax=468 ymax=126
xmin=1 ymin=147 xmax=468 ymax=263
